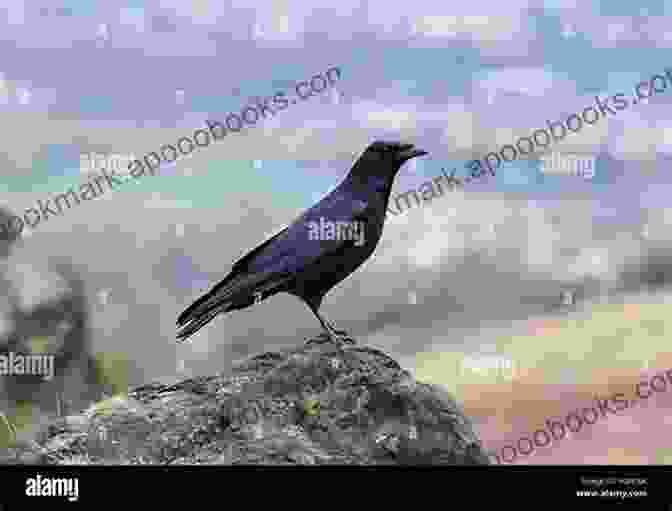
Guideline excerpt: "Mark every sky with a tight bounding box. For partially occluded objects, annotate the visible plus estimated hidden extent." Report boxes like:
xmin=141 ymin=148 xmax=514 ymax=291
xmin=2 ymin=0 xmax=672 ymax=464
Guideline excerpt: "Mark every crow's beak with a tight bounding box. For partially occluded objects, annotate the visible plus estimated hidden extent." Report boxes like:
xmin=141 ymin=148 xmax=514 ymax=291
xmin=397 ymin=144 xmax=429 ymax=160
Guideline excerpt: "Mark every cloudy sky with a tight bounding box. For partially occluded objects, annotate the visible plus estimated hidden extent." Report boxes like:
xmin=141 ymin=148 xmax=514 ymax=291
xmin=2 ymin=0 xmax=672 ymax=463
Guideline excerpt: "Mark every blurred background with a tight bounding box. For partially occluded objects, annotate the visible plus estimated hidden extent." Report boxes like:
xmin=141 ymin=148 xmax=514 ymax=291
xmin=1 ymin=0 xmax=671 ymax=463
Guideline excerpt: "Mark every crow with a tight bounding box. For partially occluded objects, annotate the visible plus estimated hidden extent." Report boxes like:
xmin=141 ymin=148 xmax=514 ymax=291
xmin=176 ymin=141 xmax=428 ymax=344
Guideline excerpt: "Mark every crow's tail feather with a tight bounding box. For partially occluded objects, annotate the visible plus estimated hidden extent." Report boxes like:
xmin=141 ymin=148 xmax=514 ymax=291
xmin=176 ymin=271 xmax=293 ymax=343
xmin=177 ymin=272 xmax=238 ymax=328
xmin=177 ymin=271 xmax=273 ymax=327
xmin=176 ymin=304 xmax=228 ymax=343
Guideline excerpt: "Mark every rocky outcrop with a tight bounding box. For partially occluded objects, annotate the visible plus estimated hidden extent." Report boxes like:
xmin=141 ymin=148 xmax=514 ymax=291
xmin=1 ymin=334 xmax=489 ymax=465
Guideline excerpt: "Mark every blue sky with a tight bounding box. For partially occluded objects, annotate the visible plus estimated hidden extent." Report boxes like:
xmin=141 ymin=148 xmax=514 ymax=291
xmin=0 ymin=4 xmax=666 ymax=217
xmin=2 ymin=1 xmax=670 ymax=217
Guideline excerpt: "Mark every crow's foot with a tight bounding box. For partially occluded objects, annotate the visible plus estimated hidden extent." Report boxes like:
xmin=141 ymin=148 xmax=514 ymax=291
xmin=306 ymin=332 xmax=355 ymax=347
xmin=305 ymin=333 xmax=332 ymax=345
xmin=330 ymin=332 xmax=356 ymax=346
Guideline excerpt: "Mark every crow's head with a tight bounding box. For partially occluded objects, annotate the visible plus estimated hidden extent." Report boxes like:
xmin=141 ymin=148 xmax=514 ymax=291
xmin=358 ymin=141 xmax=428 ymax=171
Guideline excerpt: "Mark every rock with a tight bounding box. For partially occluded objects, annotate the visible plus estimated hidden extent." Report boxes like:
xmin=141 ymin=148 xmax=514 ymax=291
xmin=2 ymin=335 xmax=490 ymax=465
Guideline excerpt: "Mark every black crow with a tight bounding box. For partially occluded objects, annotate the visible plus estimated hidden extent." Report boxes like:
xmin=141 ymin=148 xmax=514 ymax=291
xmin=176 ymin=141 xmax=428 ymax=344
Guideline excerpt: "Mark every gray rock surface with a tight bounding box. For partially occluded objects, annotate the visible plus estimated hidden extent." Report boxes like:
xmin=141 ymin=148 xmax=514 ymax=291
xmin=1 ymin=334 xmax=489 ymax=465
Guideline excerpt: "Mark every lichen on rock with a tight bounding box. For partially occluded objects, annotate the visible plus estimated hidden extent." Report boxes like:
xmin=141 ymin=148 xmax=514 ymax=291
xmin=1 ymin=333 xmax=490 ymax=465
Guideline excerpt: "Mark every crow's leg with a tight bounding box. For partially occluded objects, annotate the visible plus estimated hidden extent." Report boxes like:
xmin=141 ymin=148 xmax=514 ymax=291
xmin=307 ymin=305 xmax=355 ymax=345
xmin=322 ymin=317 xmax=350 ymax=337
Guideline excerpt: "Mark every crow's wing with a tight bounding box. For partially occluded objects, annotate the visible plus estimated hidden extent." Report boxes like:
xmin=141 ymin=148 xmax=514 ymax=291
xmin=241 ymin=192 xmax=369 ymax=275
xmin=176 ymin=193 xmax=369 ymax=332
